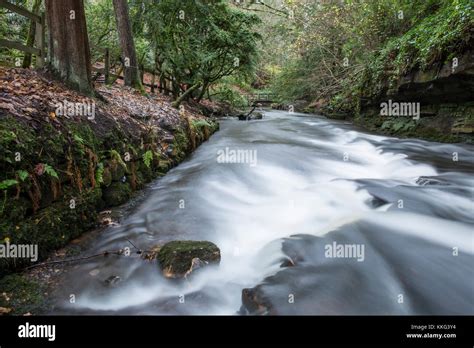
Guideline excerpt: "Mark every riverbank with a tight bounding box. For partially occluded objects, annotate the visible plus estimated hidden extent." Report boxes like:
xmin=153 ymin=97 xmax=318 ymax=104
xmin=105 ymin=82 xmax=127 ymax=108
xmin=0 ymin=67 xmax=219 ymax=314
xmin=271 ymin=100 xmax=474 ymax=144
xmin=270 ymin=0 xmax=473 ymax=144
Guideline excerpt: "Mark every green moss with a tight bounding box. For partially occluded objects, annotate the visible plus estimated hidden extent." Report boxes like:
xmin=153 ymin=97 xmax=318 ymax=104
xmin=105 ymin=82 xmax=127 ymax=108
xmin=102 ymin=182 xmax=131 ymax=207
xmin=0 ymin=188 xmax=102 ymax=274
xmin=379 ymin=118 xmax=417 ymax=133
xmin=132 ymin=170 xmax=146 ymax=189
xmin=0 ymin=117 xmax=38 ymax=172
xmin=415 ymin=127 xmax=461 ymax=143
xmin=209 ymin=120 xmax=220 ymax=133
xmin=109 ymin=150 xmax=128 ymax=171
xmin=157 ymin=160 xmax=171 ymax=174
xmin=191 ymin=119 xmax=211 ymax=130
xmin=157 ymin=240 xmax=221 ymax=277
xmin=41 ymin=123 xmax=66 ymax=157
xmin=138 ymin=160 xmax=154 ymax=181
xmin=68 ymin=123 xmax=99 ymax=151
xmin=101 ymin=166 xmax=112 ymax=187
xmin=0 ymin=274 xmax=46 ymax=315
xmin=172 ymin=128 xmax=190 ymax=162
xmin=355 ymin=114 xmax=463 ymax=143
xmin=106 ymin=159 xmax=126 ymax=182
xmin=2 ymin=197 xmax=31 ymax=221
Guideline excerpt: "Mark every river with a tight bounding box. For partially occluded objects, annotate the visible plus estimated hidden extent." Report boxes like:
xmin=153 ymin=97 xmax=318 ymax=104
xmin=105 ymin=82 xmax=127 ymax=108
xmin=50 ymin=110 xmax=474 ymax=315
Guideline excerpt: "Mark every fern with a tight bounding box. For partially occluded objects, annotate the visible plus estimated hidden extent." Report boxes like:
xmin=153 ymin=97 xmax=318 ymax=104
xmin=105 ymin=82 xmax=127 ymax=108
xmin=143 ymin=150 xmax=153 ymax=168
xmin=73 ymin=134 xmax=85 ymax=144
xmin=17 ymin=170 xmax=29 ymax=182
xmin=0 ymin=179 xmax=18 ymax=190
xmin=44 ymin=164 xmax=59 ymax=179
xmin=192 ymin=119 xmax=211 ymax=129
xmin=110 ymin=150 xmax=127 ymax=169
xmin=95 ymin=162 xmax=105 ymax=184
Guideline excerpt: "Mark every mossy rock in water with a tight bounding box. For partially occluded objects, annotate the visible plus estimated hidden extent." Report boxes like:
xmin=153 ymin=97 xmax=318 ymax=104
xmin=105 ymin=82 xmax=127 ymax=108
xmin=102 ymin=182 xmax=131 ymax=207
xmin=156 ymin=241 xmax=221 ymax=278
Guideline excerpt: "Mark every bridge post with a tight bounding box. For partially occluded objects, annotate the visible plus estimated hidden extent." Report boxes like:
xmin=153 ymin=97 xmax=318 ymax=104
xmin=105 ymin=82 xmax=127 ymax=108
xmin=104 ymin=48 xmax=110 ymax=84
xmin=34 ymin=12 xmax=45 ymax=67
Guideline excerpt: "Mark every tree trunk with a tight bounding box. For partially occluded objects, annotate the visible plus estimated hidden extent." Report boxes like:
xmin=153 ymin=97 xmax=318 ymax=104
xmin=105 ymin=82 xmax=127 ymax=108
xmin=150 ymin=71 xmax=156 ymax=93
xmin=45 ymin=0 xmax=93 ymax=94
xmin=159 ymin=75 xmax=165 ymax=94
xmin=22 ymin=0 xmax=42 ymax=68
xmin=172 ymin=82 xmax=202 ymax=108
xmin=154 ymin=52 xmax=163 ymax=94
xmin=172 ymin=79 xmax=180 ymax=99
xmin=112 ymin=0 xmax=142 ymax=89
xmin=196 ymin=81 xmax=210 ymax=103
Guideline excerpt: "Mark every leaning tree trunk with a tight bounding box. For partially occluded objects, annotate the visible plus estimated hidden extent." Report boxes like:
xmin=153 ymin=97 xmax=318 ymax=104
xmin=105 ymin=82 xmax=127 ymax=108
xmin=172 ymin=82 xmax=202 ymax=108
xmin=112 ymin=0 xmax=142 ymax=89
xmin=45 ymin=0 xmax=93 ymax=95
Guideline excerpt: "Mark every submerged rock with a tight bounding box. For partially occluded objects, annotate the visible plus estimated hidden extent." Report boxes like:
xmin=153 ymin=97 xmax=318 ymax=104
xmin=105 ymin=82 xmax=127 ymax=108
xmin=237 ymin=112 xmax=263 ymax=121
xmin=104 ymin=275 xmax=121 ymax=287
xmin=156 ymin=241 xmax=220 ymax=279
xmin=415 ymin=176 xmax=444 ymax=186
xmin=240 ymin=287 xmax=272 ymax=315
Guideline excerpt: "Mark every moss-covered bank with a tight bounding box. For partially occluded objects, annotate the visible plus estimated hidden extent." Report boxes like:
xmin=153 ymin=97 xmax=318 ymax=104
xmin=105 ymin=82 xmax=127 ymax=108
xmin=354 ymin=102 xmax=474 ymax=143
xmin=0 ymin=113 xmax=219 ymax=277
xmin=0 ymin=274 xmax=47 ymax=315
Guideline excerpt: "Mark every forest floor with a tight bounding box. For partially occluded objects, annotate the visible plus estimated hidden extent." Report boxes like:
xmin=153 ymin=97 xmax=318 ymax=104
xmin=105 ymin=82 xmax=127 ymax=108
xmin=0 ymin=67 xmax=213 ymax=133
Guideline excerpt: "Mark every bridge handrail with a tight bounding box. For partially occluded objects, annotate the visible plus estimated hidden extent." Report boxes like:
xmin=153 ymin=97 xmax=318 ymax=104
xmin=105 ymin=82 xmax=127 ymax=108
xmin=0 ymin=0 xmax=46 ymax=68
xmin=244 ymin=92 xmax=276 ymax=100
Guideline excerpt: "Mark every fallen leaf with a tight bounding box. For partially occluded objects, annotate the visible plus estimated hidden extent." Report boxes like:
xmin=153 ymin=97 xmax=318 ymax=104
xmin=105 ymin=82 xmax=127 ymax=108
xmin=22 ymin=107 xmax=36 ymax=113
xmin=0 ymin=102 xmax=14 ymax=111
xmin=0 ymin=307 xmax=12 ymax=315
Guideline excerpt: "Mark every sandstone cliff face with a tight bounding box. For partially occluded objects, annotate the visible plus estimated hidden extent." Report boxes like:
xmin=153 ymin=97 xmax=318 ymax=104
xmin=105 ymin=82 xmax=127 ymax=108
xmin=395 ymin=49 xmax=474 ymax=104
xmin=358 ymin=50 xmax=474 ymax=142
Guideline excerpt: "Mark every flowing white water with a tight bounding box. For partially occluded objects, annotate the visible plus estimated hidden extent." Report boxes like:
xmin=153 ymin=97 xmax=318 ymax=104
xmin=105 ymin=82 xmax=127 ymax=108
xmin=52 ymin=111 xmax=474 ymax=315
